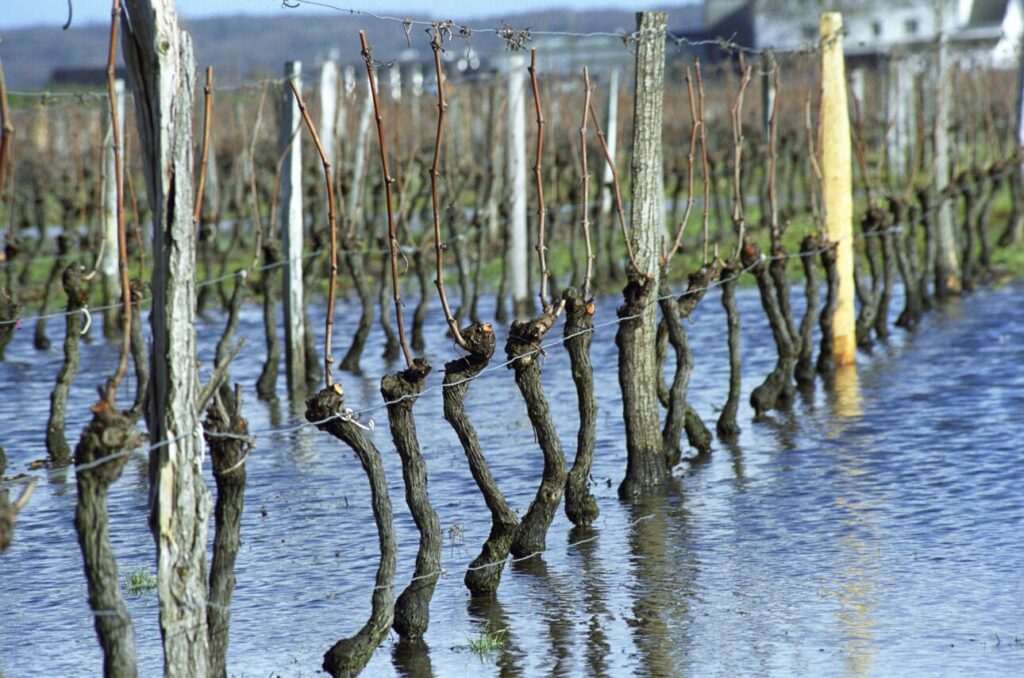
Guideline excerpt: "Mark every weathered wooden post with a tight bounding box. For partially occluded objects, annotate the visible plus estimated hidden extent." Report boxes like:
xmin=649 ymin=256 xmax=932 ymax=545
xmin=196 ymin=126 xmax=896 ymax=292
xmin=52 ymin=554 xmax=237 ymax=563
xmin=932 ymin=33 xmax=961 ymax=297
xmin=507 ymin=54 xmax=531 ymax=318
xmin=599 ymin=68 xmax=620 ymax=216
xmin=101 ymin=78 xmax=125 ymax=338
xmin=618 ymin=11 xmax=667 ymax=498
xmin=280 ymin=61 xmax=307 ymax=392
xmin=886 ymin=54 xmax=911 ymax=182
xmin=819 ymin=12 xmax=856 ymax=366
xmin=319 ymin=55 xmax=338 ymax=169
xmin=121 ymin=0 xmax=210 ymax=672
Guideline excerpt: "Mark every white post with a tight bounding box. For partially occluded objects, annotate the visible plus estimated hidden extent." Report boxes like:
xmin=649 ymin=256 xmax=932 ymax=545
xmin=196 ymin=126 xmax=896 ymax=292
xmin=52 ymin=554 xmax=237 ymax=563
xmin=507 ymin=55 xmax=530 ymax=318
xmin=280 ymin=61 xmax=306 ymax=391
xmin=600 ymin=68 xmax=620 ymax=215
xmin=886 ymin=55 xmax=911 ymax=182
xmin=101 ymin=78 xmax=125 ymax=334
xmin=933 ymin=34 xmax=961 ymax=296
xmin=319 ymin=56 xmax=339 ymax=169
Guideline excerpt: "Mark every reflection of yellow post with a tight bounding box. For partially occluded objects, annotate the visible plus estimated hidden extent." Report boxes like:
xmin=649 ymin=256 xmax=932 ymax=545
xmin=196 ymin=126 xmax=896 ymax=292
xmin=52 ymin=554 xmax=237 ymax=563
xmin=832 ymin=363 xmax=862 ymax=420
xmin=820 ymin=12 xmax=856 ymax=365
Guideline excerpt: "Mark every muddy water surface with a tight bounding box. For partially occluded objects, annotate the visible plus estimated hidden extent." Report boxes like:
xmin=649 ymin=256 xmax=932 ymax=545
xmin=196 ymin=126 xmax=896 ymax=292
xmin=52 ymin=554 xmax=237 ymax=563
xmin=1 ymin=284 xmax=1022 ymax=676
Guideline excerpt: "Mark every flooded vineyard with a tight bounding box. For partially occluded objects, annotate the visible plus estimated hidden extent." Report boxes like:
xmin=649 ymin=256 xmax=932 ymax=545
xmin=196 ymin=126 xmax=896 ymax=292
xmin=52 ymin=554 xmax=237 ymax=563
xmin=1 ymin=2 xmax=1023 ymax=677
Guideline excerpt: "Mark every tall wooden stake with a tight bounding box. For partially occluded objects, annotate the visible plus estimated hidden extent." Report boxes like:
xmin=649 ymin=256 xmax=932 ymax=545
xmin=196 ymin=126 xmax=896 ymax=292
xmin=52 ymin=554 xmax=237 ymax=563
xmin=507 ymin=54 xmax=531 ymax=318
xmin=819 ymin=12 xmax=856 ymax=366
xmin=121 ymin=1 xmax=210 ymax=672
xmin=280 ymin=61 xmax=307 ymax=391
xmin=617 ymin=11 xmax=667 ymax=498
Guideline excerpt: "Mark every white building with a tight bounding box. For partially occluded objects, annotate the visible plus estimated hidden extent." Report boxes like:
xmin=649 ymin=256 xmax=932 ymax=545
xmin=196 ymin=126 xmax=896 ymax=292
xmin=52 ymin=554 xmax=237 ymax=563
xmin=745 ymin=0 xmax=1023 ymax=67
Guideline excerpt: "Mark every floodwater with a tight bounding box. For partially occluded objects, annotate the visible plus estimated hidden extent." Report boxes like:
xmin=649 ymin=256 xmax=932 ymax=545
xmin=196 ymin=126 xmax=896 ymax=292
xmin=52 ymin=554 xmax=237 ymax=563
xmin=1 ymin=281 xmax=1022 ymax=677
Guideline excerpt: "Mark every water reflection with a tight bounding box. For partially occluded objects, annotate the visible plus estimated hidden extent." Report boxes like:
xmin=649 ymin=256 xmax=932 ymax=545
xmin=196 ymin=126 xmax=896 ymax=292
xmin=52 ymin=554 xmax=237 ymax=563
xmin=830 ymin=363 xmax=863 ymax=421
xmin=392 ymin=638 xmax=435 ymax=678
xmin=625 ymin=482 xmax=696 ymax=677
xmin=568 ymin=525 xmax=612 ymax=676
xmin=466 ymin=595 xmax=521 ymax=676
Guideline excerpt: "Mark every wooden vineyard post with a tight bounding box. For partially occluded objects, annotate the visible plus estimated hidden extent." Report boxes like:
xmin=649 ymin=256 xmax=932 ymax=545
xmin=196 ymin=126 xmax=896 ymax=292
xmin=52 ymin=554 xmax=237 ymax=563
xmin=319 ymin=55 xmax=339 ymax=169
xmin=617 ymin=10 xmax=667 ymax=498
xmin=101 ymin=78 xmax=125 ymax=338
xmin=599 ymin=68 xmax=620 ymax=216
xmin=280 ymin=61 xmax=307 ymax=392
xmin=507 ymin=54 xmax=531 ymax=319
xmin=932 ymin=33 xmax=961 ymax=297
xmin=819 ymin=12 xmax=856 ymax=366
xmin=120 ymin=1 xmax=210 ymax=673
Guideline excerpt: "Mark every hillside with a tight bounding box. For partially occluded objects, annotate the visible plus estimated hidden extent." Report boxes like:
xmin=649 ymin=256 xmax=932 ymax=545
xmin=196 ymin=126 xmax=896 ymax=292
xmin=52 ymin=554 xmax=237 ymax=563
xmin=0 ymin=5 xmax=700 ymax=89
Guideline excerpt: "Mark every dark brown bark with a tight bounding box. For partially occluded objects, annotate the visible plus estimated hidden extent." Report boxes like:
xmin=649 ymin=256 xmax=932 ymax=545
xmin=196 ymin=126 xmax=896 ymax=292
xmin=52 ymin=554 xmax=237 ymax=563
xmin=339 ymin=246 xmax=375 ymax=375
xmin=817 ymin=243 xmax=839 ymax=378
xmin=411 ymin=249 xmax=429 ymax=353
xmin=441 ymin=323 xmax=518 ymax=596
xmin=0 ymin=287 xmax=19 ymax=361
xmin=855 ymin=206 xmax=888 ymax=347
xmin=960 ymin=178 xmax=977 ymax=291
xmin=33 ymin=233 xmax=73 ymax=350
xmin=128 ymin=286 xmax=149 ymax=417
xmin=306 ymin=387 xmax=396 ymax=678
xmin=507 ymin=306 xmax=567 ymax=558
xmin=378 ymin=253 xmax=401 ymax=361
xmin=743 ymin=242 xmax=796 ymax=417
xmin=893 ymin=198 xmax=924 ymax=329
xmin=382 ymin=360 xmax=442 ymax=641
xmin=561 ymin=287 xmax=598 ymax=527
xmin=256 ymin=239 xmax=282 ymax=400
xmin=716 ymin=263 xmax=742 ymax=440
xmin=661 ymin=265 xmax=716 ymax=468
xmin=204 ymin=387 xmax=250 ymax=678
xmin=74 ymin=402 xmax=142 ymax=677
xmin=795 ymin=235 xmax=820 ymax=389
xmin=874 ymin=213 xmax=897 ymax=339
xmin=47 ymin=264 xmax=89 ymax=464
xmin=998 ymin=167 xmax=1023 ymax=247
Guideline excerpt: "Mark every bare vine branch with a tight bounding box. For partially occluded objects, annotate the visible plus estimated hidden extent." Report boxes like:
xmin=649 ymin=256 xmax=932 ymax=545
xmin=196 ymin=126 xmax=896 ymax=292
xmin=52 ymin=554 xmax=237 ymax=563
xmin=360 ymin=30 xmax=413 ymax=368
xmin=527 ymin=49 xmax=550 ymax=309
xmin=428 ymin=30 xmax=468 ymax=350
xmin=288 ymin=79 xmax=340 ymax=388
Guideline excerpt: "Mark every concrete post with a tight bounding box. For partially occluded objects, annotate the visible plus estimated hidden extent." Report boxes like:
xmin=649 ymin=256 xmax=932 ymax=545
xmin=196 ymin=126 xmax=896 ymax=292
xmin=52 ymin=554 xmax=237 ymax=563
xmin=280 ymin=61 xmax=306 ymax=391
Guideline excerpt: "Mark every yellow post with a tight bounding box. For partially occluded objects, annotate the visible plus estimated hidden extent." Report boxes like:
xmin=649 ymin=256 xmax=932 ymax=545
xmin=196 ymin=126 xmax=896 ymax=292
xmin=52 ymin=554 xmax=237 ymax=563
xmin=820 ymin=12 xmax=856 ymax=366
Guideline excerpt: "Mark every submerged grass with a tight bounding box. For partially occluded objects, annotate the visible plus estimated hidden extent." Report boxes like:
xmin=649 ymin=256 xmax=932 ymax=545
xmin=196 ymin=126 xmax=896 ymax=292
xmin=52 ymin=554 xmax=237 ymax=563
xmin=460 ymin=626 xmax=507 ymax=659
xmin=122 ymin=566 xmax=156 ymax=596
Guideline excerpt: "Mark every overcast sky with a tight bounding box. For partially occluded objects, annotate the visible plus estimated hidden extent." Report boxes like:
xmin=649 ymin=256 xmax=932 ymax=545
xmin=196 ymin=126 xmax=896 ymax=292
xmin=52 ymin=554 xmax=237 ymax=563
xmin=1 ymin=0 xmax=695 ymax=30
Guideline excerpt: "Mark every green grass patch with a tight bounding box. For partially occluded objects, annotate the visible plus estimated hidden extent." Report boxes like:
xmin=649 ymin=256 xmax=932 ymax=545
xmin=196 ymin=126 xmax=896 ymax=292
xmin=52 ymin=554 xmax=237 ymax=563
xmin=122 ymin=566 xmax=156 ymax=596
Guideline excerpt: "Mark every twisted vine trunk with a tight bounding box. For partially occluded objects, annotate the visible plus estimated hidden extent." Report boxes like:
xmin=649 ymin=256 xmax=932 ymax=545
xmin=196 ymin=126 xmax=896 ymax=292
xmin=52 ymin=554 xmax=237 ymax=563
xmin=74 ymin=404 xmax=142 ymax=677
xmin=306 ymin=387 xmax=396 ymax=677
xmin=128 ymin=286 xmax=149 ymax=417
xmin=507 ymin=307 xmax=567 ymax=558
xmin=795 ymin=235 xmax=820 ymax=389
xmin=817 ymin=243 xmax=840 ymax=378
xmin=47 ymin=264 xmax=88 ymax=464
xmin=716 ymin=263 xmax=742 ymax=440
xmin=441 ymin=324 xmax=518 ymax=595
xmin=893 ymin=198 xmax=924 ymax=329
xmin=382 ymin=361 xmax=442 ymax=641
xmin=744 ymin=242 xmax=797 ymax=417
xmin=661 ymin=265 xmax=716 ymax=468
xmin=204 ymin=390 xmax=250 ymax=678
xmin=561 ymin=288 xmax=598 ymax=527
xmin=339 ymin=247 xmax=374 ymax=374
xmin=256 ymin=239 xmax=282 ymax=400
